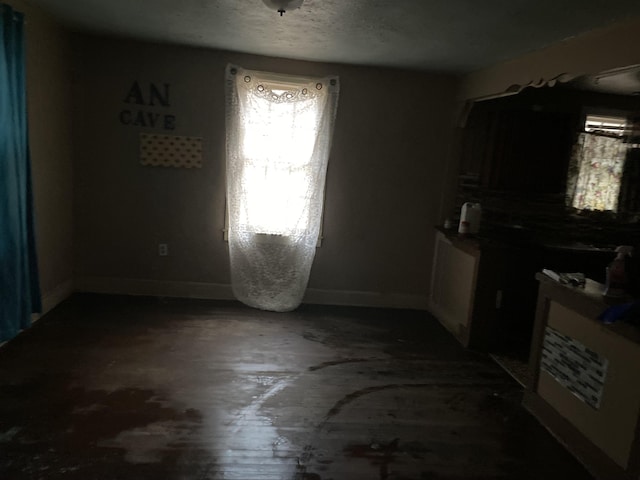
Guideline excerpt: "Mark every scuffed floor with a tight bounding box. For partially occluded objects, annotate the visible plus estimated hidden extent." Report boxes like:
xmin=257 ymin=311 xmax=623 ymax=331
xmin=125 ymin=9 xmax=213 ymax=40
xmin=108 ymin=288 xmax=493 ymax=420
xmin=0 ymin=294 xmax=594 ymax=479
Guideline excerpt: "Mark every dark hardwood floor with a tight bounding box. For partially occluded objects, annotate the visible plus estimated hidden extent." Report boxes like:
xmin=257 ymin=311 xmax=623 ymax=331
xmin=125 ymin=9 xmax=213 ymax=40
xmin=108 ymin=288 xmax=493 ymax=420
xmin=0 ymin=294 xmax=594 ymax=479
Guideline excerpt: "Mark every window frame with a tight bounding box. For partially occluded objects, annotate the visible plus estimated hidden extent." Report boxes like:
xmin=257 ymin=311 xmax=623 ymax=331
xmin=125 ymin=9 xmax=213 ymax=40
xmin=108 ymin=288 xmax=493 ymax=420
xmin=569 ymin=109 xmax=630 ymax=212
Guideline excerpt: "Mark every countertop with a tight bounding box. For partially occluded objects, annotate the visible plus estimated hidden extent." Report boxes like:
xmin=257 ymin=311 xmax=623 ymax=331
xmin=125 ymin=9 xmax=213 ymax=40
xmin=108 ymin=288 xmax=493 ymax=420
xmin=535 ymin=272 xmax=640 ymax=346
xmin=436 ymin=225 xmax=616 ymax=254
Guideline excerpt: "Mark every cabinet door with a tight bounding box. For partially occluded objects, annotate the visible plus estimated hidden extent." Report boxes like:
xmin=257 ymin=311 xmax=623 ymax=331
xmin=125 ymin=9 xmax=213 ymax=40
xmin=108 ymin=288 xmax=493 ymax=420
xmin=429 ymin=232 xmax=479 ymax=343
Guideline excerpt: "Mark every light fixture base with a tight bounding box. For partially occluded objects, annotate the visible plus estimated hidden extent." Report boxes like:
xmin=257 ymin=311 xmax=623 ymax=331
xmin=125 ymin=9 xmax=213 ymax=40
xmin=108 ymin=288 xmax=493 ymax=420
xmin=262 ymin=0 xmax=304 ymax=15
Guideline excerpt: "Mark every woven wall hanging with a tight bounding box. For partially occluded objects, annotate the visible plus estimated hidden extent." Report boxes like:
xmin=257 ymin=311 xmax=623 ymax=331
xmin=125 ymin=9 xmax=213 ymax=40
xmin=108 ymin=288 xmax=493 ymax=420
xmin=140 ymin=133 xmax=203 ymax=169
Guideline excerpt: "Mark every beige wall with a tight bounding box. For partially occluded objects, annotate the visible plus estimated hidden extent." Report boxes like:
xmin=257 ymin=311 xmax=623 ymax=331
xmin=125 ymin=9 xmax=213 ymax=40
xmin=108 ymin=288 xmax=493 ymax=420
xmin=14 ymin=2 xmax=640 ymax=311
xmin=461 ymin=16 xmax=640 ymax=101
xmin=8 ymin=0 xmax=74 ymax=312
xmin=72 ymin=36 xmax=459 ymax=308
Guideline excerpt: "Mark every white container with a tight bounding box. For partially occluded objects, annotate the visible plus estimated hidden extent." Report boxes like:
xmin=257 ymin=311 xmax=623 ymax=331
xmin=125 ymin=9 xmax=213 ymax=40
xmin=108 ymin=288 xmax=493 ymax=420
xmin=458 ymin=202 xmax=482 ymax=234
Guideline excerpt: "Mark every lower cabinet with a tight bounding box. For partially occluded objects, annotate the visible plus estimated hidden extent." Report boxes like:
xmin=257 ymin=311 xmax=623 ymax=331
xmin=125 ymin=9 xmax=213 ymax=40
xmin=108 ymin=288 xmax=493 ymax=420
xmin=428 ymin=229 xmax=539 ymax=352
xmin=524 ymin=274 xmax=640 ymax=479
xmin=428 ymin=230 xmax=479 ymax=346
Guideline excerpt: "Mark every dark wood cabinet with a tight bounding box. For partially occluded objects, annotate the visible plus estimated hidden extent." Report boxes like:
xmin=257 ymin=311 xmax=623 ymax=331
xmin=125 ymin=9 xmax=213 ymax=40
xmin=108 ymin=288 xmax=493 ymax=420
xmin=460 ymin=106 xmax=575 ymax=193
xmin=430 ymin=229 xmax=615 ymax=359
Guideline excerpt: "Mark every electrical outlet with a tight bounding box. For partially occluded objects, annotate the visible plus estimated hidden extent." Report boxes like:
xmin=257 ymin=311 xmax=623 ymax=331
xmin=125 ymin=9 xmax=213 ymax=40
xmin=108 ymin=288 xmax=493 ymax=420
xmin=158 ymin=243 xmax=168 ymax=256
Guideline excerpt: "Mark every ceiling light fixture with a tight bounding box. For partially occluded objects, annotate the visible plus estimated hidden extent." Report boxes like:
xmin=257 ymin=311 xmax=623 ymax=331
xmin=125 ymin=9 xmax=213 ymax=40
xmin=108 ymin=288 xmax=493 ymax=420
xmin=262 ymin=0 xmax=304 ymax=16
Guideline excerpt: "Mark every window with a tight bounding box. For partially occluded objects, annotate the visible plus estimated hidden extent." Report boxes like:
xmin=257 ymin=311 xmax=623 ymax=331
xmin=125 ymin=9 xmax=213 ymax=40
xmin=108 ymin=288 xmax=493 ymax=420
xmin=238 ymin=83 xmax=322 ymax=237
xmin=224 ymin=64 xmax=339 ymax=312
xmin=584 ymin=115 xmax=627 ymax=136
xmin=568 ymin=115 xmax=628 ymax=212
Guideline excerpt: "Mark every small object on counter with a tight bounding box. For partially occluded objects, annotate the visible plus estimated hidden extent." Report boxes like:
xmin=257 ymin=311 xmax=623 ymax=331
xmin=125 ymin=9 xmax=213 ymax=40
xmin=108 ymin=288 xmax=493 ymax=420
xmin=565 ymin=272 xmax=586 ymax=287
xmin=542 ymin=269 xmax=561 ymax=282
xmin=443 ymin=218 xmax=453 ymax=229
xmin=458 ymin=202 xmax=481 ymax=234
xmin=542 ymin=269 xmax=585 ymax=287
xmin=604 ymin=245 xmax=634 ymax=297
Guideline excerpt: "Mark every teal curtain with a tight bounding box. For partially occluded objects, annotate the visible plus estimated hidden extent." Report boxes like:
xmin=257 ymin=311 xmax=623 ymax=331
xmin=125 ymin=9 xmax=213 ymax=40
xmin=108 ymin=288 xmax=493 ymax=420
xmin=0 ymin=4 xmax=41 ymax=342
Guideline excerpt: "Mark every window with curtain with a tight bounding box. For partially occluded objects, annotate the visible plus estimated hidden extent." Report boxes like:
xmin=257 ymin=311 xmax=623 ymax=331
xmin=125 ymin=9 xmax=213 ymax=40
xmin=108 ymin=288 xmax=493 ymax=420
xmin=236 ymin=82 xmax=323 ymax=236
xmin=0 ymin=4 xmax=41 ymax=341
xmin=567 ymin=116 xmax=629 ymax=212
xmin=224 ymin=64 xmax=339 ymax=312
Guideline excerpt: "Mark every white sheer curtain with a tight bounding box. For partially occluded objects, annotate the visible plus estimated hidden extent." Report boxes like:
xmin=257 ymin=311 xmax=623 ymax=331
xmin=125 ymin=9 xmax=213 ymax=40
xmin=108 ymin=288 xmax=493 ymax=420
xmin=225 ymin=64 xmax=339 ymax=311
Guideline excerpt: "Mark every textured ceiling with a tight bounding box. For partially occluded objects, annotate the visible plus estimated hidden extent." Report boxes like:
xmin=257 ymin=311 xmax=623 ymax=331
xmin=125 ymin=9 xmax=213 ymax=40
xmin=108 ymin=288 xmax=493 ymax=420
xmin=24 ymin=0 xmax=640 ymax=73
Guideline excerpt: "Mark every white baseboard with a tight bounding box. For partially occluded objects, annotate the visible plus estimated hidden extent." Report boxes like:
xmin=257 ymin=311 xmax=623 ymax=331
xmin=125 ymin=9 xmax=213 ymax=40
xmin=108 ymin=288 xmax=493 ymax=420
xmin=76 ymin=276 xmax=236 ymax=301
xmin=40 ymin=278 xmax=75 ymax=316
xmin=76 ymin=276 xmax=428 ymax=310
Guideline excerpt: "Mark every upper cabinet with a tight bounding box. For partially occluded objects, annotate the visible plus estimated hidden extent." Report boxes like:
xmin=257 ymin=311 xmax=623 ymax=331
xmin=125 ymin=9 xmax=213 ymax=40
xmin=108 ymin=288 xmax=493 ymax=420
xmin=457 ymin=82 xmax=640 ymax=213
xmin=460 ymin=97 xmax=577 ymax=193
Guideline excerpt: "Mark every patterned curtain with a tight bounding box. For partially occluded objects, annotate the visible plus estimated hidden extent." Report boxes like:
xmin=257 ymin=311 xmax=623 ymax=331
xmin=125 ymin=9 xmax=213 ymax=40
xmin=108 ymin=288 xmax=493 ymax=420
xmin=566 ymin=132 xmax=628 ymax=211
